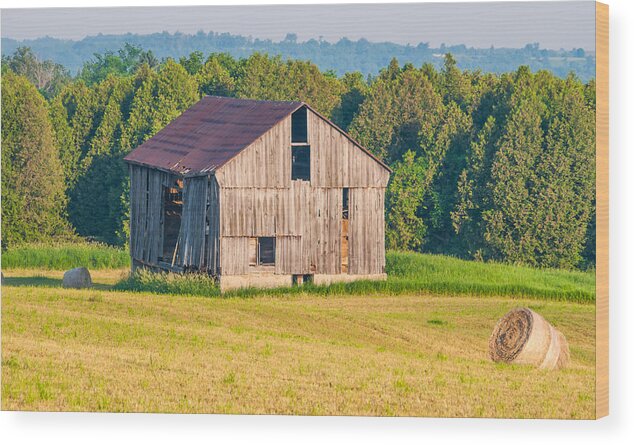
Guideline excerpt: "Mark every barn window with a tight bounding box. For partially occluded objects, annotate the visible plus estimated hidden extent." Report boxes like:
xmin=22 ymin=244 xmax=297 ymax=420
xmin=292 ymin=145 xmax=310 ymax=181
xmin=342 ymin=188 xmax=349 ymax=219
xmin=257 ymin=237 xmax=276 ymax=266
xmin=291 ymin=107 xmax=308 ymax=143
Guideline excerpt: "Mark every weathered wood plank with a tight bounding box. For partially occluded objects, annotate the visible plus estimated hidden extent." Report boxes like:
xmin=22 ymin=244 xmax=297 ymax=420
xmin=220 ymin=236 xmax=250 ymax=275
xmin=177 ymin=176 xmax=208 ymax=268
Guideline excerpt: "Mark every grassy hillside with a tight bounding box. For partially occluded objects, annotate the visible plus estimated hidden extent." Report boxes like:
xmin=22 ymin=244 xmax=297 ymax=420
xmin=1 ymin=268 xmax=595 ymax=417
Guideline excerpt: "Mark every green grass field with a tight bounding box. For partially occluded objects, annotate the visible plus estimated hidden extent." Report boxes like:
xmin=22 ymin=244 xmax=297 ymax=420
xmin=1 ymin=247 xmax=596 ymax=417
xmin=115 ymin=251 xmax=594 ymax=302
xmin=2 ymin=244 xmax=595 ymax=302
xmin=1 ymin=242 xmax=130 ymax=270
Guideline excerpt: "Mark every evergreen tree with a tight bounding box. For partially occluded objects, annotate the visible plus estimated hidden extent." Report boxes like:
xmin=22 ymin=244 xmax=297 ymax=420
xmin=419 ymin=102 xmax=472 ymax=253
xmin=69 ymin=76 xmax=134 ymax=244
xmin=331 ymin=71 xmax=368 ymax=131
xmin=196 ymin=56 xmax=236 ymax=97
xmin=451 ymin=115 xmax=498 ymax=258
xmin=440 ymin=53 xmax=474 ymax=110
xmin=179 ymin=51 xmax=205 ymax=75
xmin=79 ymin=43 xmax=159 ymax=85
xmin=152 ymin=59 xmax=201 ymax=134
xmin=235 ymin=53 xmax=287 ymax=101
xmin=1 ymin=73 xmax=70 ymax=247
xmin=478 ymin=69 xmax=595 ymax=268
xmin=235 ymin=53 xmax=342 ymax=117
xmin=529 ymin=73 xmax=595 ymax=268
xmin=385 ymin=150 xmax=428 ymax=250
xmin=482 ymin=68 xmax=546 ymax=265
xmin=348 ymin=59 xmax=444 ymax=163
xmin=49 ymin=80 xmax=98 ymax=188
xmin=121 ymin=64 xmax=160 ymax=150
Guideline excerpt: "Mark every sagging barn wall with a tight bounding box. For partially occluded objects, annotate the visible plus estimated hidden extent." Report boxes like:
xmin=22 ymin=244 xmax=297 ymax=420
xmin=215 ymin=108 xmax=390 ymax=277
xmin=129 ymin=164 xmax=220 ymax=274
xmin=129 ymin=164 xmax=169 ymax=266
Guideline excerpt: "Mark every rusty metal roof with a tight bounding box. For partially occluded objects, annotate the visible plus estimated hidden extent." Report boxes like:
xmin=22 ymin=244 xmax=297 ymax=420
xmin=124 ymin=96 xmax=303 ymax=175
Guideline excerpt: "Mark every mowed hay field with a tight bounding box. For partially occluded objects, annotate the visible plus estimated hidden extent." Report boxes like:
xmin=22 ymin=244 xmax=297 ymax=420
xmin=2 ymin=267 xmax=595 ymax=418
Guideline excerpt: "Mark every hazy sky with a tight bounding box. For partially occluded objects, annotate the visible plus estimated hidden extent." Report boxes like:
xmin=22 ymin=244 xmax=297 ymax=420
xmin=1 ymin=2 xmax=596 ymax=50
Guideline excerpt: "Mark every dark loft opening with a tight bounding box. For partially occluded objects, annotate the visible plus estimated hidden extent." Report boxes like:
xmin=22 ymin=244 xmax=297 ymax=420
xmin=258 ymin=237 xmax=276 ymax=266
xmin=342 ymin=188 xmax=349 ymax=219
xmin=162 ymin=180 xmax=183 ymax=262
xmin=291 ymin=106 xmax=308 ymax=143
xmin=292 ymin=145 xmax=310 ymax=181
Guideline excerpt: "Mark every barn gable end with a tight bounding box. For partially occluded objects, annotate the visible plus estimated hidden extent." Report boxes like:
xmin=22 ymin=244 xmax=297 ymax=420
xmin=214 ymin=106 xmax=390 ymax=188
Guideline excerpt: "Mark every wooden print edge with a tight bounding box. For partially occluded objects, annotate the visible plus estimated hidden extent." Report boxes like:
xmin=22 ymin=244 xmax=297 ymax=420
xmin=595 ymin=0 xmax=609 ymax=420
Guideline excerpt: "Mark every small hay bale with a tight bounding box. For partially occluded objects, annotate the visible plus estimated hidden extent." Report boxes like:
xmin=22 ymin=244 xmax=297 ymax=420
xmin=489 ymin=307 xmax=570 ymax=370
xmin=62 ymin=267 xmax=92 ymax=289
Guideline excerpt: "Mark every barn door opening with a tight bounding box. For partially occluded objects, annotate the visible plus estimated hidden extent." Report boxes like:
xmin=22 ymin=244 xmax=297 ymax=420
xmin=341 ymin=188 xmax=349 ymax=273
xmin=162 ymin=179 xmax=183 ymax=263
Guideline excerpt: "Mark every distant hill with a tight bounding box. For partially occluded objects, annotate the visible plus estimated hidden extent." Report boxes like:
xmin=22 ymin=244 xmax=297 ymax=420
xmin=1 ymin=31 xmax=596 ymax=81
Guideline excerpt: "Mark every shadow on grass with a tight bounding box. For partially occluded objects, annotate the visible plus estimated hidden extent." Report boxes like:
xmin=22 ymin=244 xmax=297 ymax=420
xmin=2 ymin=276 xmax=111 ymax=290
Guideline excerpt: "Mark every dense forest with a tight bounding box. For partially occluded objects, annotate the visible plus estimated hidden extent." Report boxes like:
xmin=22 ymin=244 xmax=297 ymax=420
xmin=1 ymin=32 xmax=596 ymax=81
xmin=1 ymin=45 xmax=596 ymax=269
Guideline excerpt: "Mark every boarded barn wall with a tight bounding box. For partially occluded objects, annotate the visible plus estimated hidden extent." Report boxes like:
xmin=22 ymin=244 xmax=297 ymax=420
xmin=218 ymin=183 xmax=385 ymax=276
xmin=216 ymin=107 xmax=389 ymax=277
xmin=275 ymin=235 xmax=303 ymax=274
xmin=349 ymin=188 xmax=386 ymax=274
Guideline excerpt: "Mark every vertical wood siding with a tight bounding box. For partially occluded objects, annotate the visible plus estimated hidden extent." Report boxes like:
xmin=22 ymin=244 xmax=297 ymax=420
xmin=177 ymin=176 xmax=208 ymax=268
xmin=128 ymin=164 xmax=145 ymax=262
xmin=220 ymin=236 xmax=250 ymax=275
xmin=207 ymin=177 xmax=221 ymax=275
xmin=130 ymin=166 xmax=221 ymax=273
xmin=129 ymin=165 xmax=170 ymax=265
xmin=218 ymin=182 xmax=387 ymax=275
xmin=216 ymin=111 xmax=389 ymax=189
xmin=308 ymin=108 xmax=389 ymax=188
xmin=276 ymin=235 xmax=303 ymax=274
xmin=349 ymin=188 xmax=386 ymax=274
xmin=214 ymin=118 xmax=291 ymax=188
xmin=309 ymin=187 xmax=341 ymax=274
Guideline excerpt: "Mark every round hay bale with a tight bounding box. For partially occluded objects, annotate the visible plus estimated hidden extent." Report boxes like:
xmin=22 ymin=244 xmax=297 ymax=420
xmin=62 ymin=267 xmax=92 ymax=289
xmin=489 ymin=307 xmax=570 ymax=370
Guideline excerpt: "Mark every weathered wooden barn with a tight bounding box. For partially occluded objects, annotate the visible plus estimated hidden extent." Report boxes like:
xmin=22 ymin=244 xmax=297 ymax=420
xmin=124 ymin=96 xmax=391 ymax=290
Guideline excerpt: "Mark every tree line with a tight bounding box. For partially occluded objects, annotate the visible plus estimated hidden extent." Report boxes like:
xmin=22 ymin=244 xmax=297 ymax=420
xmin=1 ymin=46 xmax=596 ymax=269
xmin=2 ymin=32 xmax=596 ymax=81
